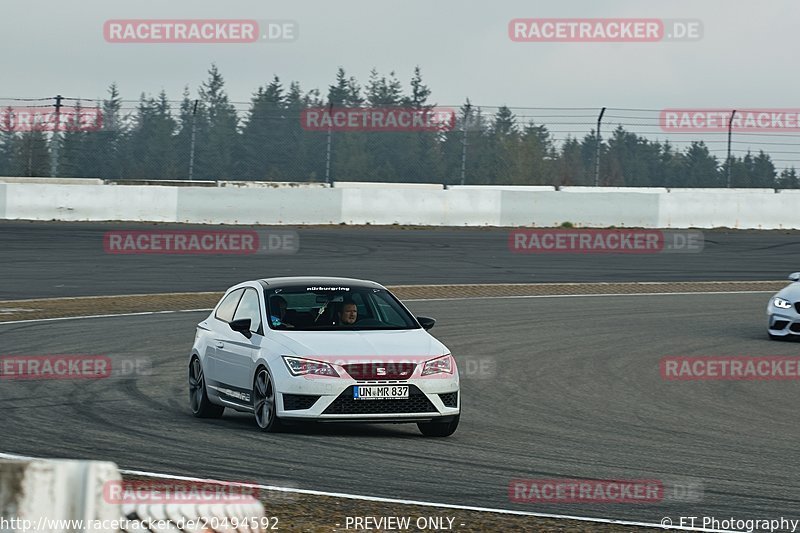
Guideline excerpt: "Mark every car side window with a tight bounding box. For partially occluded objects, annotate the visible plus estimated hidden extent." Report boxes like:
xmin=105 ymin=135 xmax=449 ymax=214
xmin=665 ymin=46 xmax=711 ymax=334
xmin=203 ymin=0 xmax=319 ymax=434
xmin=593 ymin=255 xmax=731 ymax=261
xmin=233 ymin=288 xmax=263 ymax=334
xmin=215 ymin=288 xmax=245 ymax=323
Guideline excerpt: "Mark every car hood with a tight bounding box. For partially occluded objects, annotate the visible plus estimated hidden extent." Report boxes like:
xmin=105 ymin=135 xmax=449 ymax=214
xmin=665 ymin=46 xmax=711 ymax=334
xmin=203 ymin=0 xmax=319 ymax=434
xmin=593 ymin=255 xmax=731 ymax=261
xmin=270 ymin=328 xmax=448 ymax=361
xmin=776 ymin=282 xmax=800 ymax=300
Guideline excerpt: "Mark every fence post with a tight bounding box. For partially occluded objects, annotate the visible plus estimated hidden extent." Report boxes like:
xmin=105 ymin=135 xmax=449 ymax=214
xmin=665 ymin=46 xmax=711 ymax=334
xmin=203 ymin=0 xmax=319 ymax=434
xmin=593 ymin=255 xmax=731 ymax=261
xmin=459 ymin=101 xmax=472 ymax=186
xmin=325 ymin=102 xmax=333 ymax=186
xmin=50 ymin=94 xmax=63 ymax=177
xmin=188 ymin=99 xmax=198 ymax=181
xmin=594 ymin=107 xmax=606 ymax=186
xmin=726 ymin=109 xmax=737 ymax=188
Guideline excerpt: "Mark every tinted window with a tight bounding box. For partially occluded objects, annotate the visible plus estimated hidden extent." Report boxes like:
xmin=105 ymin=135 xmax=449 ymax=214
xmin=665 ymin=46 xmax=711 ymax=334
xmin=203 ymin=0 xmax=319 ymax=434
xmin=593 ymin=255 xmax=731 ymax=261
xmin=233 ymin=288 xmax=262 ymax=334
xmin=215 ymin=288 xmax=244 ymax=323
xmin=376 ymin=299 xmax=407 ymax=326
xmin=264 ymin=285 xmax=418 ymax=331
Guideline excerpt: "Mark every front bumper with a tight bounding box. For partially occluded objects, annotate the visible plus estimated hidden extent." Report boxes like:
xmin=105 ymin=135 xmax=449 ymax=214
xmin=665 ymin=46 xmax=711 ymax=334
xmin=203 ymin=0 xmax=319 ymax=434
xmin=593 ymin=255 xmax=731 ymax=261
xmin=767 ymin=312 xmax=800 ymax=337
xmin=766 ymin=297 xmax=800 ymax=336
xmin=275 ymin=376 xmax=460 ymax=422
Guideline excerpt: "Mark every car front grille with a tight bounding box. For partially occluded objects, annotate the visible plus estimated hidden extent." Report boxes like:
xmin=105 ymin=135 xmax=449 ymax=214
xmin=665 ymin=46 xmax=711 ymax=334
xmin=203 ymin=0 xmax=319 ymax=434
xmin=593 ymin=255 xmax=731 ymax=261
xmin=439 ymin=392 xmax=458 ymax=408
xmin=790 ymin=323 xmax=800 ymax=333
xmin=343 ymin=362 xmax=416 ymax=380
xmin=283 ymin=394 xmax=321 ymax=411
xmin=323 ymin=385 xmax=436 ymax=415
xmin=794 ymin=302 xmax=800 ymax=313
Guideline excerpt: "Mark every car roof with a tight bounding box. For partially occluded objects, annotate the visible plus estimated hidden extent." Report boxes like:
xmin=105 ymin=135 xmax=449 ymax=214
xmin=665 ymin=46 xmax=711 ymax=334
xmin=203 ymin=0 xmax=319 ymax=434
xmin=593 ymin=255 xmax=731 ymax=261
xmin=257 ymin=276 xmax=387 ymax=290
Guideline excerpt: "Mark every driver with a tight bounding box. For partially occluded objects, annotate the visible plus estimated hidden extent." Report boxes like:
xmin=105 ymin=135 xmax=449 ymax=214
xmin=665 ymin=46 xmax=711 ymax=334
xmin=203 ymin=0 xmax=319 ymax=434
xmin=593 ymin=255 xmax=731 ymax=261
xmin=337 ymin=300 xmax=358 ymax=326
xmin=269 ymin=295 xmax=293 ymax=328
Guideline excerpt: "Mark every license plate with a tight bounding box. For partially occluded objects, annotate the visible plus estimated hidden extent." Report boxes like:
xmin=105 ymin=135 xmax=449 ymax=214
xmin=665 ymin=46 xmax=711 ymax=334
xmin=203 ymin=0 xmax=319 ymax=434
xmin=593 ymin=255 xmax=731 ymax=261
xmin=353 ymin=385 xmax=409 ymax=400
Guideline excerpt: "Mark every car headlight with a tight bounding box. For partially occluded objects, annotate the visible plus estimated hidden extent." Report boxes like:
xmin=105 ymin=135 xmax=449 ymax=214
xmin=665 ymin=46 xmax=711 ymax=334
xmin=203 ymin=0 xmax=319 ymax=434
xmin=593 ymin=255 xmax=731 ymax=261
xmin=422 ymin=354 xmax=453 ymax=376
xmin=282 ymin=356 xmax=339 ymax=377
xmin=774 ymin=297 xmax=793 ymax=310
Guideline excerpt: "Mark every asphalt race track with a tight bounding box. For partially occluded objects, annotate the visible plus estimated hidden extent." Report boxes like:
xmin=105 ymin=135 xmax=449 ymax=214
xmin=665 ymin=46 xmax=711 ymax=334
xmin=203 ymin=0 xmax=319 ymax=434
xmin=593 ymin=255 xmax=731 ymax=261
xmin=2 ymin=221 xmax=800 ymax=527
xmin=2 ymin=292 xmax=799 ymax=526
xmin=2 ymin=221 xmax=800 ymax=299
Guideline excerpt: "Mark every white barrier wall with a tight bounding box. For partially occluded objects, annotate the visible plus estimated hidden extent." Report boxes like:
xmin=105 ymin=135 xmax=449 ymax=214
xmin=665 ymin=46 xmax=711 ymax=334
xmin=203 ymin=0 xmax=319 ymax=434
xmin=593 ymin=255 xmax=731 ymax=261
xmin=2 ymin=179 xmax=800 ymax=228
xmin=0 ymin=459 xmax=121 ymax=533
xmin=499 ymin=190 xmax=661 ymax=227
xmin=340 ymin=188 xmax=502 ymax=225
xmin=0 ymin=457 xmax=268 ymax=533
xmin=335 ymin=181 xmax=443 ymax=189
xmin=658 ymin=189 xmax=796 ymax=229
xmin=5 ymin=183 xmax=179 ymax=222
xmin=176 ymin=187 xmax=343 ymax=224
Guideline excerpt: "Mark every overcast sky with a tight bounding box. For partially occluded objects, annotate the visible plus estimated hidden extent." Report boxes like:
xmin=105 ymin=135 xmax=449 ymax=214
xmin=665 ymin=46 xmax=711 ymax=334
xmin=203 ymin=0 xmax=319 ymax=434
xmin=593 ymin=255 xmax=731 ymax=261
xmin=0 ymin=0 xmax=794 ymax=109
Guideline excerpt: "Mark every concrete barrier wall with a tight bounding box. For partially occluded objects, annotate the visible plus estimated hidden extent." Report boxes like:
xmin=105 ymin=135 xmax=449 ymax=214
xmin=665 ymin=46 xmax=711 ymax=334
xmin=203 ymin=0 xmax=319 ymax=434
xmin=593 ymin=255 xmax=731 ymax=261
xmin=340 ymin=188 xmax=502 ymax=225
xmin=5 ymin=184 xmax=179 ymax=222
xmin=500 ymin=190 xmax=660 ymax=227
xmin=448 ymin=185 xmax=556 ymax=192
xmin=658 ymin=190 xmax=793 ymax=229
xmin=3 ymin=179 xmax=800 ymax=228
xmin=0 ymin=457 xmax=268 ymax=533
xmin=0 ymin=458 xmax=121 ymax=532
xmin=334 ymin=181 xmax=443 ymax=189
xmin=558 ymin=186 xmax=669 ymax=193
xmin=177 ymin=187 xmax=343 ymax=224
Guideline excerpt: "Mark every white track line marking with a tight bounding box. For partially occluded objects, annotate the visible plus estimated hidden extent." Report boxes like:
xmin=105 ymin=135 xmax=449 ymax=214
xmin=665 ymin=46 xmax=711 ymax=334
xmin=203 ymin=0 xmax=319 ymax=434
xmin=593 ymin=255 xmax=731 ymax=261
xmin=0 ymin=452 xmax=735 ymax=532
xmin=0 ymin=308 xmax=212 ymax=325
xmin=0 ymin=290 xmax=775 ymax=326
xmin=404 ymin=290 xmax=775 ymax=302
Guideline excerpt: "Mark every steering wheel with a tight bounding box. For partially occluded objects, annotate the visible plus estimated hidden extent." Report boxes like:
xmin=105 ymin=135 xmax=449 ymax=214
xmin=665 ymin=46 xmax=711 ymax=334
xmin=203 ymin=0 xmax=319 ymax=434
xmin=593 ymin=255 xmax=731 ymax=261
xmin=355 ymin=318 xmax=383 ymax=326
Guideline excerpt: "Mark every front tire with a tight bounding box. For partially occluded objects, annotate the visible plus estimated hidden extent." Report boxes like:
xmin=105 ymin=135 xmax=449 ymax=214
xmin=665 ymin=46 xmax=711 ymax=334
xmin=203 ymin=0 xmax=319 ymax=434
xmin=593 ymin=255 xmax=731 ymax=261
xmin=418 ymin=415 xmax=459 ymax=437
xmin=253 ymin=367 xmax=282 ymax=432
xmin=189 ymin=356 xmax=224 ymax=418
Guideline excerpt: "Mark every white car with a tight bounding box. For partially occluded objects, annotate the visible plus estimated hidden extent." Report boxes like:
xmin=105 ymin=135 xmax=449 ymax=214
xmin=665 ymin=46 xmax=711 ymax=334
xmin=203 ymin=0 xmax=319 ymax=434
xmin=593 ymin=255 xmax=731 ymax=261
xmin=188 ymin=277 xmax=460 ymax=437
xmin=767 ymin=272 xmax=800 ymax=340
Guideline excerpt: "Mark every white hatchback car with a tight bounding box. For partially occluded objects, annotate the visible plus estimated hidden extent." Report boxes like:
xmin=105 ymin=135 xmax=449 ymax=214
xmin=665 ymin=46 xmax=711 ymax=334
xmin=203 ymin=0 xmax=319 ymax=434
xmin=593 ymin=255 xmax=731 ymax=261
xmin=189 ymin=277 xmax=460 ymax=436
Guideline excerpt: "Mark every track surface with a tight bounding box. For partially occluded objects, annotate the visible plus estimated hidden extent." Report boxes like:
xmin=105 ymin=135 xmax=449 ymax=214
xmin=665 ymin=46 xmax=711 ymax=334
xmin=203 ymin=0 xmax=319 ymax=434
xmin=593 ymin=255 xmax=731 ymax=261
xmin=2 ymin=293 xmax=798 ymax=526
xmin=2 ymin=221 xmax=800 ymax=299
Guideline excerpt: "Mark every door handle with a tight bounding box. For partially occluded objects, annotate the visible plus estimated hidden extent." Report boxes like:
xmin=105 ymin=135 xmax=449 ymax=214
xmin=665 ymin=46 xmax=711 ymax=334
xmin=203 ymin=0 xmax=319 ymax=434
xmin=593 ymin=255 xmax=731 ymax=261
xmin=215 ymin=341 xmax=224 ymax=349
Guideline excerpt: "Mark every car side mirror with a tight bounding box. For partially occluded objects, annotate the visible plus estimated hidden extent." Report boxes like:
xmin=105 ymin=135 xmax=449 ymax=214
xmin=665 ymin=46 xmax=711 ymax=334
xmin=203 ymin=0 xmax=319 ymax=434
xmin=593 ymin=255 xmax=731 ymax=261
xmin=789 ymin=272 xmax=800 ymax=282
xmin=229 ymin=318 xmax=252 ymax=338
xmin=417 ymin=316 xmax=436 ymax=330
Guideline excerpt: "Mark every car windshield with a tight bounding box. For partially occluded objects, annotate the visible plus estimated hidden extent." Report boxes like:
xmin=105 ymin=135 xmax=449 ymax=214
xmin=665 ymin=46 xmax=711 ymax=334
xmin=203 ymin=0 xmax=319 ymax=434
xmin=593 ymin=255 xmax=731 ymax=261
xmin=265 ymin=285 xmax=419 ymax=331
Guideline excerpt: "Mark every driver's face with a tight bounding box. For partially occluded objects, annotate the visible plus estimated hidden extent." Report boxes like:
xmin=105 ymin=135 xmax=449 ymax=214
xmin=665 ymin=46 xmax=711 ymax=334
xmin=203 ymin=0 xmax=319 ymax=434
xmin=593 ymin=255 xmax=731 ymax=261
xmin=272 ymin=300 xmax=287 ymax=318
xmin=339 ymin=304 xmax=357 ymax=325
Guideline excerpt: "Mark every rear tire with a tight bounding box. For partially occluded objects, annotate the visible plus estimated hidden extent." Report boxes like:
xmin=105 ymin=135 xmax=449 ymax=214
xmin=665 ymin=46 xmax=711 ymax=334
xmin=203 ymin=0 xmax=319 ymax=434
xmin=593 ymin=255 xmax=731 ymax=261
xmin=189 ymin=356 xmax=224 ymax=418
xmin=418 ymin=415 xmax=459 ymax=437
xmin=253 ymin=366 xmax=283 ymax=432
